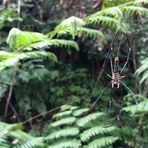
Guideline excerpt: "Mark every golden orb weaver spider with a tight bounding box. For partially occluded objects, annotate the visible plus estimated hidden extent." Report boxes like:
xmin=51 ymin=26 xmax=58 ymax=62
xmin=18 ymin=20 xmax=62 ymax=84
xmin=90 ymin=31 xmax=138 ymax=114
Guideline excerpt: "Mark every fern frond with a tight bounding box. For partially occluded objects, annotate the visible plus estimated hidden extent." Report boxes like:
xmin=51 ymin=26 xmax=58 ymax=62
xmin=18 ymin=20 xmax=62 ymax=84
xmin=135 ymin=58 xmax=148 ymax=84
xmin=81 ymin=126 xmax=118 ymax=142
xmin=7 ymin=28 xmax=47 ymax=50
xmin=134 ymin=0 xmax=148 ymax=5
xmin=0 ymin=51 xmax=57 ymax=70
xmin=60 ymin=105 xmax=79 ymax=111
xmin=17 ymin=137 xmax=44 ymax=148
xmin=123 ymin=100 xmax=148 ymax=115
xmin=7 ymin=28 xmax=79 ymax=51
xmin=47 ymin=139 xmax=81 ymax=148
xmin=25 ymin=39 xmax=79 ymax=51
xmin=51 ymin=117 xmax=76 ymax=127
xmin=0 ymin=122 xmax=23 ymax=139
xmin=60 ymin=105 xmax=73 ymax=111
xmin=45 ymin=128 xmax=79 ymax=141
xmin=53 ymin=110 xmax=72 ymax=118
xmin=48 ymin=16 xmax=85 ymax=39
xmin=121 ymin=6 xmax=148 ymax=16
xmin=73 ymin=108 xmax=89 ymax=117
xmin=77 ymin=112 xmax=104 ymax=127
xmin=85 ymin=15 xmax=119 ymax=27
xmin=86 ymin=136 xmax=118 ymax=148
xmin=78 ymin=27 xmax=105 ymax=40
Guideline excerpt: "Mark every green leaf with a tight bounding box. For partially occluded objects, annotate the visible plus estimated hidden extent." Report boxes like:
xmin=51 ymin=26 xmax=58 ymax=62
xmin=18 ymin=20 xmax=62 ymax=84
xmin=47 ymin=139 xmax=81 ymax=148
xmin=86 ymin=136 xmax=118 ymax=148
xmin=53 ymin=110 xmax=72 ymax=118
xmin=0 ymin=51 xmax=57 ymax=70
xmin=50 ymin=117 xmax=76 ymax=127
xmin=81 ymin=126 xmax=118 ymax=142
xmin=7 ymin=28 xmax=79 ymax=51
xmin=77 ymin=112 xmax=104 ymax=127
xmin=45 ymin=128 xmax=79 ymax=141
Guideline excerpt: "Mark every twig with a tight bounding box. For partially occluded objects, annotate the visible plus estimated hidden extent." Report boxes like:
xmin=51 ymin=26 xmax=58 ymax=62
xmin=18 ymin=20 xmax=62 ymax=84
xmin=17 ymin=0 xmax=21 ymax=28
xmin=32 ymin=0 xmax=43 ymax=22
xmin=9 ymin=102 xmax=20 ymax=122
xmin=4 ymin=73 xmax=16 ymax=117
xmin=22 ymin=107 xmax=60 ymax=125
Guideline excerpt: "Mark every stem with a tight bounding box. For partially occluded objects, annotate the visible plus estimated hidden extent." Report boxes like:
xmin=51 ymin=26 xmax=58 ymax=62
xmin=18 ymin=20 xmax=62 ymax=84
xmin=22 ymin=107 xmax=60 ymax=125
xmin=4 ymin=73 xmax=16 ymax=117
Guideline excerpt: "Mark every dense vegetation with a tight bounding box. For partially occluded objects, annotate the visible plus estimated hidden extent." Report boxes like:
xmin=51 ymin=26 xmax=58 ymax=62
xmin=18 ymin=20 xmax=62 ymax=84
xmin=0 ymin=0 xmax=148 ymax=147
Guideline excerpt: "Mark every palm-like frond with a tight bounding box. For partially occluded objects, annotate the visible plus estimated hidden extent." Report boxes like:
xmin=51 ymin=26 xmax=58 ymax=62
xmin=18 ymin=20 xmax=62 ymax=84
xmin=48 ymin=16 xmax=105 ymax=40
xmin=84 ymin=2 xmax=148 ymax=33
xmin=45 ymin=128 xmax=79 ymax=141
xmin=76 ymin=112 xmax=104 ymax=127
xmin=0 ymin=51 xmax=57 ymax=70
xmin=81 ymin=126 xmax=118 ymax=142
xmin=72 ymin=108 xmax=89 ymax=117
xmin=7 ymin=28 xmax=79 ymax=51
xmin=47 ymin=139 xmax=81 ymax=148
xmin=135 ymin=58 xmax=148 ymax=84
xmin=50 ymin=117 xmax=76 ymax=127
xmin=17 ymin=137 xmax=44 ymax=148
xmin=123 ymin=99 xmax=148 ymax=115
xmin=0 ymin=122 xmax=44 ymax=148
xmin=25 ymin=39 xmax=79 ymax=51
xmin=121 ymin=6 xmax=148 ymax=16
xmin=86 ymin=136 xmax=118 ymax=148
xmin=53 ymin=110 xmax=72 ymax=118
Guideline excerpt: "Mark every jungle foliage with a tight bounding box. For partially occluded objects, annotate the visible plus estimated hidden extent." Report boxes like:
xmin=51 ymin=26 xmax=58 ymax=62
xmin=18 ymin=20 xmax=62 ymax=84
xmin=0 ymin=0 xmax=148 ymax=147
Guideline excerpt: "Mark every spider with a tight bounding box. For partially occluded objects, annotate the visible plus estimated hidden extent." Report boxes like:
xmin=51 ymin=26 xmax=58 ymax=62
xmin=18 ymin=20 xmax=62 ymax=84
xmin=91 ymin=32 xmax=138 ymax=112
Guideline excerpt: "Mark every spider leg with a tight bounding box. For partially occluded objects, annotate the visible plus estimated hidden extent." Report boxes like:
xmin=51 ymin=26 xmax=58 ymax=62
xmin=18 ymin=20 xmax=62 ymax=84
xmin=90 ymin=82 xmax=111 ymax=110
xmin=120 ymin=37 xmax=131 ymax=73
xmin=120 ymin=81 xmax=138 ymax=105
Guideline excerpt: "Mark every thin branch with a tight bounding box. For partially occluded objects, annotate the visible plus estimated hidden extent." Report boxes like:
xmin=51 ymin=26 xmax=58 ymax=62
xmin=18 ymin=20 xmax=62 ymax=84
xmin=9 ymin=102 xmax=20 ymax=122
xmin=4 ymin=73 xmax=16 ymax=117
xmin=22 ymin=107 xmax=60 ymax=125
xmin=32 ymin=0 xmax=43 ymax=22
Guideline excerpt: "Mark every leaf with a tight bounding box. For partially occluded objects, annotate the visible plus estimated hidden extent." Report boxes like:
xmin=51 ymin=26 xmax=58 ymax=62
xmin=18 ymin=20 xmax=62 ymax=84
xmin=0 ymin=51 xmax=57 ymax=70
xmin=76 ymin=112 xmax=104 ymax=127
xmin=81 ymin=126 xmax=118 ymax=142
xmin=6 ymin=28 xmax=79 ymax=51
xmin=50 ymin=117 xmax=76 ymax=127
xmin=45 ymin=128 xmax=79 ymax=141
xmin=86 ymin=136 xmax=118 ymax=148
xmin=47 ymin=139 xmax=81 ymax=148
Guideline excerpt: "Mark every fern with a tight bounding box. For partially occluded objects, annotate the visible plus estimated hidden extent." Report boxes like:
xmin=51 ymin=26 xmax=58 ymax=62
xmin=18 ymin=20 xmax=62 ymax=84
xmin=123 ymin=99 xmax=148 ymax=115
xmin=48 ymin=16 xmax=105 ymax=40
xmin=0 ymin=122 xmax=44 ymax=148
xmin=16 ymin=137 xmax=44 ymax=148
xmin=76 ymin=112 xmax=104 ymax=127
xmin=72 ymin=108 xmax=89 ymax=117
xmin=45 ymin=128 xmax=79 ymax=141
xmin=50 ymin=117 xmax=76 ymax=127
xmin=0 ymin=104 xmax=119 ymax=148
xmin=84 ymin=2 xmax=148 ymax=33
xmin=81 ymin=126 xmax=118 ymax=142
xmin=7 ymin=28 xmax=79 ymax=51
xmin=121 ymin=6 xmax=148 ymax=16
xmin=0 ymin=122 xmax=23 ymax=139
xmin=47 ymin=139 xmax=81 ymax=148
xmin=86 ymin=136 xmax=118 ymax=148
xmin=0 ymin=51 xmax=57 ymax=70
xmin=53 ymin=110 xmax=72 ymax=118
xmin=135 ymin=57 xmax=148 ymax=84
